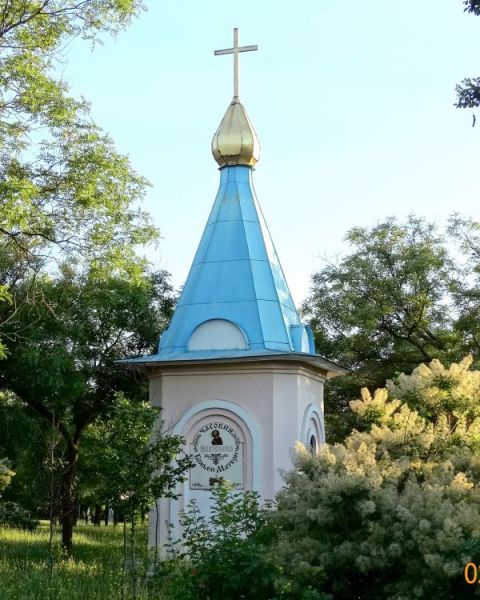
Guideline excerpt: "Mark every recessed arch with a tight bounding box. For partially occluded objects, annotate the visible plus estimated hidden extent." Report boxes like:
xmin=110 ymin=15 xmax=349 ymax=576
xmin=300 ymin=403 xmax=325 ymax=454
xmin=172 ymin=399 xmax=261 ymax=489
xmin=187 ymin=319 xmax=248 ymax=351
xmin=170 ymin=400 xmax=262 ymax=529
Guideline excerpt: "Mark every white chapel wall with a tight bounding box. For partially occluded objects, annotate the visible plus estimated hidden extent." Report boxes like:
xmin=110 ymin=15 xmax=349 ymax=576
xmin=147 ymin=363 xmax=326 ymax=551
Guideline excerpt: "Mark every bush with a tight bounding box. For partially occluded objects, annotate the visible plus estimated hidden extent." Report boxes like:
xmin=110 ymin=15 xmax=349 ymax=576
xmin=0 ymin=501 xmax=38 ymax=531
xmin=154 ymin=483 xmax=277 ymax=600
xmin=261 ymin=358 xmax=480 ymax=600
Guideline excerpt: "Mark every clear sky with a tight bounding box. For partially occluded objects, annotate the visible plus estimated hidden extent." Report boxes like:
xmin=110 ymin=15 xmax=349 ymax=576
xmin=64 ymin=1 xmax=480 ymax=307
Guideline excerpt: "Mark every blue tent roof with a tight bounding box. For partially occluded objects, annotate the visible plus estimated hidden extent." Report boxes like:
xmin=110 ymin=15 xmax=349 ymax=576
xmin=155 ymin=164 xmax=317 ymax=359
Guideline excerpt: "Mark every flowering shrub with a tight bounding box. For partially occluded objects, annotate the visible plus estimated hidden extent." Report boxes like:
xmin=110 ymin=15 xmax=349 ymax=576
xmin=267 ymin=357 xmax=480 ymax=599
xmin=155 ymin=358 xmax=480 ymax=599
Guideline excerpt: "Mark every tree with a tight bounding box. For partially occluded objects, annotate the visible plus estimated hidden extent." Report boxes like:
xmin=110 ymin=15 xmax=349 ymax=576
xmin=303 ymin=216 xmax=461 ymax=441
xmin=448 ymin=215 xmax=480 ymax=356
xmin=80 ymin=395 xmax=193 ymax=522
xmin=0 ymin=0 xmax=154 ymax=352
xmin=0 ymin=391 xmax=49 ymax=514
xmin=81 ymin=395 xmax=193 ymax=598
xmin=0 ymin=0 xmax=166 ymax=552
xmin=261 ymin=357 xmax=480 ymax=600
xmin=455 ymin=1 xmax=480 ymax=120
xmin=0 ymin=267 xmax=175 ymax=552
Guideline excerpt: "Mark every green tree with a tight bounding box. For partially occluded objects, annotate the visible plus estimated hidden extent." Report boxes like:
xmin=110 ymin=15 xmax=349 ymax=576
xmin=262 ymin=357 xmax=480 ymax=600
xmin=303 ymin=216 xmax=459 ymax=441
xmin=0 ymin=391 xmax=48 ymax=513
xmin=0 ymin=0 xmax=154 ymax=352
xmin=0 ymin=268 xmax=174 ymax=552
xmin=0 ymin=0 xmax=167 ymax=552
xmin=81 ymin=394 xmax=193 ymax=523
xmin=448 ymin=215 xmax=480 ymax=356
xmin=81 ymin=395 xmax=193 ymax=598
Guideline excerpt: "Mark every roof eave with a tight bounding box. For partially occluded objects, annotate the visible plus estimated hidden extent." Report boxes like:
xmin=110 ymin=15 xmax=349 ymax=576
xmin=119 ymin=352 xmax=350 ymax=379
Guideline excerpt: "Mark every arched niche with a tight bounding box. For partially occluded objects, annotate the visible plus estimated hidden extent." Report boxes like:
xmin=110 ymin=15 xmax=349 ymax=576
xmin=187 ymin=319 xmax=248 ymax=351
xmin=300 ymin=403 xmax=325 ymax=455
xmin=185 ymin=411 xmax=250 ymax=491
xmin=170 ymin=400 xmax=260 ymax=524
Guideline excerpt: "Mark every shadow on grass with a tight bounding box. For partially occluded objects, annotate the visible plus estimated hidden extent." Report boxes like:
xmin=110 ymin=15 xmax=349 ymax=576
xmin=0 ymin=522 xmax=150 ymax=600
xmin=0 ymin=521 xmax=146 ymax=564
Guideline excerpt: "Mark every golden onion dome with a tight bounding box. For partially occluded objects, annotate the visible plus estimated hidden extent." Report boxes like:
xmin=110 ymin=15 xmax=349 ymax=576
xmin=211 ymin=97 xmax=261 ymax=167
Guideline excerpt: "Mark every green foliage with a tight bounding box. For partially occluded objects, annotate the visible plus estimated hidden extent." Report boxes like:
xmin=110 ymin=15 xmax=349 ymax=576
xmin=0 ymin=456 xmax=14 ymax=495
xmin=305 ymin=216 xmax=453 ymax=372
xmin=0 ymin=457 xmax=36 ymax=531
xmin=0 ymin=500 xmax=38 ymax=531
xmin=456 ymin=2 xmax=480 ymax=117
xmin=448 ymin=215 xmax=480 ymax=357
xmin=1 ymin=267 xmax=174 ymax=430
xmin=81 ymin=395 xmax=193 ymax=517
xmin=0 ymin=1 xmax=168 ymax=549
xmin=464 ymin=0 xmax=480 ymax=17
xmin=0 ymin=1 xmax=155 ymax=354
xmin=81 ymin=396 xmax=193 ymax=599
xmin=303 ymin=216 xmax=460 ymax=441
xmin=0 ymin=392 xmax=64 ymax=514
xmin=455 ymin=77 xmax=480 ymax=111
xmin=0 ymin=266 xmax=175 ymax=549
xmin=157 ymin=483 xmax=276 ymax=600
xmin=259 ymin=358 xmax=480 ymax=599
xmin=0 ymin=284 xmax=11 ymax=358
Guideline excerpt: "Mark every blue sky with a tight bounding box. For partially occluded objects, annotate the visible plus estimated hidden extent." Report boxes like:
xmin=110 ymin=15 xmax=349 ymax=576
xmin=64 ymin=1 xmax=480 ymax=306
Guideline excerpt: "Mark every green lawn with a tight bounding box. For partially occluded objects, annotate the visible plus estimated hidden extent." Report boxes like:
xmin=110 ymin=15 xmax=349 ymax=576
xmin=0 ymin=522 xmax=155 ymax=600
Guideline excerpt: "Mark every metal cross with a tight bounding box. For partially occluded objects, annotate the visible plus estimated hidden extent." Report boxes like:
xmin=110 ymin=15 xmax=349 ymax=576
xmin=214 ymin=28 xmax=258 ymax=99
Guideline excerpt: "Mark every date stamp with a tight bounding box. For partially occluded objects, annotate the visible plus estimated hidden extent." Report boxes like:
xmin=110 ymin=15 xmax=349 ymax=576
xmin=465 ymin=563 xmax=480 ymax=585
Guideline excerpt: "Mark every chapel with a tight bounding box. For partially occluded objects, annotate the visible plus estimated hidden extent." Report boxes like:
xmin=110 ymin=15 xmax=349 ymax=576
xmin=126 ymin=28 xmax=347 ymax=551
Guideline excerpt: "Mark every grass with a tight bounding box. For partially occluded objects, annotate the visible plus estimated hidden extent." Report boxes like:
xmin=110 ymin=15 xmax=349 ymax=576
xmin=0 ymin=521 xmax=157 ymax=600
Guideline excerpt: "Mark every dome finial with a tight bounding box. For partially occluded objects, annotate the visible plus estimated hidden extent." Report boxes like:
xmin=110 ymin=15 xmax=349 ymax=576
xmin=212 ymin=28 xmax=261 ymax=167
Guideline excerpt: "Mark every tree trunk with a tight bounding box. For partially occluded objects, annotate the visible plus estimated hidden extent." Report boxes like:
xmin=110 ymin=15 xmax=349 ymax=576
xmin=61 ymin=441 xmax=79 ymax=554
xmin=93 ymin=503 xmax=101 ymax=526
